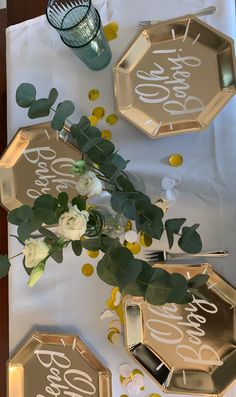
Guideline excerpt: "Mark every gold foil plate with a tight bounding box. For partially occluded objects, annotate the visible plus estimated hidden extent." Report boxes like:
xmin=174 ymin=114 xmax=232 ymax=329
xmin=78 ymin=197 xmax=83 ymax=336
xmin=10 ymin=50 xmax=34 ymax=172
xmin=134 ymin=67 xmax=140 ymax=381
xmin=0 ymin=122 xmax=82 ymax=211
xmin=114 ymin=16 xmax=236 ymax=138
xmin=7 ymin=332 xmax=112 ymax=397
xmin=124 ymin=263 xmax=236 ymax=396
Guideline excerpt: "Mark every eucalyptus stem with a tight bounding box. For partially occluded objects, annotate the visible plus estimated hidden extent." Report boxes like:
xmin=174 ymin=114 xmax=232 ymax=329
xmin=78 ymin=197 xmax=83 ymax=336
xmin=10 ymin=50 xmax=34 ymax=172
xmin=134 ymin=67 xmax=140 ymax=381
xmin=9 ymin=252 xmax=23 ymax=261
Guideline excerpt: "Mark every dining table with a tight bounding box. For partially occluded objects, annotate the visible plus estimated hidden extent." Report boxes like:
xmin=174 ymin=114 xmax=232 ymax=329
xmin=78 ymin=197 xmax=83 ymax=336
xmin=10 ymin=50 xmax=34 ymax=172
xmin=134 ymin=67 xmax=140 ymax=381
xmin=1 ymin=1 xmax=236 ymax=397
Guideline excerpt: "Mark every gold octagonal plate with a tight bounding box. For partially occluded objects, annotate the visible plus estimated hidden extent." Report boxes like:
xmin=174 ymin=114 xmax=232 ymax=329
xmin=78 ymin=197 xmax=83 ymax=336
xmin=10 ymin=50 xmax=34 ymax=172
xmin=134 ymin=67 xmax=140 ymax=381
xmin=7 ymin=332 xmax=112 ymax=397
xmin=0 ymin=122 xmax=82 ymax=211
xmin=123 ymin=264 xmax=236 ymax=396
xmin=114 ymin=16 xmax=236 ymax=138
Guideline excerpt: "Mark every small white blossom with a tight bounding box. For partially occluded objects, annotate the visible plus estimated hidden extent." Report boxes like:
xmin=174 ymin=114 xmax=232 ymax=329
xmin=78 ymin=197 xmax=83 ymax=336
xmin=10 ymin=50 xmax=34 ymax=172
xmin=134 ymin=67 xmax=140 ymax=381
xmin=57 ymin=205 xmax=89 ymax=241
xmin=23 ymin=238 xmax=50 ymax=269
xmin=76 ymin=171 xmax=102 ymax=197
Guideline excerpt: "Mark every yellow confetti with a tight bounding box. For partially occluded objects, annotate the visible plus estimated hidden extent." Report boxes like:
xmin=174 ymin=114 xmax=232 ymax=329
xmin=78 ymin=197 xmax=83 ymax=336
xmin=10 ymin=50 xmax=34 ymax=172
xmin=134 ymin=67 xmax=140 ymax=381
xmin=106 ymin=114 xmax=118 ymax=125
xmin=150 ymin=394 xmax=161 ymax=397
xmin=131 ymin=369 xmax=144 ymax=377
xmin=101 ymin=129 xmax=112 ymax=140
xmin=106 ymin=287 xmax=120 ymax=310
xmin=92 ymin=106 xmax=105 ymax=119
xmin=107 ymin=329 xmax=120 ymax=344
xmin=87 ymin=250 xmax=99 ymax=258
xmin=88 ymin=115 xmax=98 ymax=126
xmin=103 ymin=22 xmax=119 ymax=41
xmin=115 ymin=304 xmax=124 ymax=324
xmin=139 ymin=232 xmax=152 ymax=247
xmin=120 ymin=395 xmax=129 ymax=397
xmin=168 ymin=153 xmax=183 ymax=167
xmin=88 ymin=89 xmax=100 ymax=101
xmin=123 ymin=240 xmax=141 ymax=255
xmin=81 ymin=263 xmax=94 ymax=277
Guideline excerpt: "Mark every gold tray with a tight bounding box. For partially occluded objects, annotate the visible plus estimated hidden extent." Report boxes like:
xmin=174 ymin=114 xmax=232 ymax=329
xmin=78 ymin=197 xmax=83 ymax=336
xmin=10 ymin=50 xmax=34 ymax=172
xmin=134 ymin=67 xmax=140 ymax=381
xmin=123 ymin=264 xmax=236 ymax=396
xmin=7 ymin=332 xmax=112 ymax=397
xmin=0 ymin=122 xmax=81 ymax=211
xmin=114 ymin=16 xmax=236 ymax=138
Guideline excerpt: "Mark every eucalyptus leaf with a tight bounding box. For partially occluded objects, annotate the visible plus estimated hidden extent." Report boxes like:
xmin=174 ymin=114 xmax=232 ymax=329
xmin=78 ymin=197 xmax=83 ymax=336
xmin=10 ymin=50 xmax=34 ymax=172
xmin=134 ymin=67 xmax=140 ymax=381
xmin=17 ymin=221 xmax=31 ymax=242
xmin=71 ymin=196 xmax=86 ymax=211
xmin=146 ymin=268 xmax=172 ymax=305
xmin=87 ymin=140 xmax=115 ymax=164
xmin=28 ymin=98 xmax=51 ymax=118
xmin=17 ymin=205 xmax=33 ymax=221
xmin=39 ymin=226 xmax=58 ymax=241
xmin=178 ymin=226 xmax=202 ymax=253
xmin=58 ymin=192 xmax=69 ymax=211
xmin=51 ymin=100 xmax=75 ymax=130
xmin=167 ymin=273 xmax=188 ymax=302
xmin=51 ymin=249 xmax=63 ymax=263
xmin=16 ymin=83 xmax=36 ymax=108
xmin=48 ymin=88 xmax=58 ymax=106
xmin=136 ymin=202 xmax=164 ymax=239
xmin=111 ymin=191 xmax=150 ymax=219
xmin=97 ymin=246 xmax=142 ymax=289
xmin=0 ymin=255 xmax=11 ymax=278
xmin=8 ymin=208 xmax=22 ymax=225
xmin=71 ymin=240 xmax=82 ymax=256
xmin=123 ymin=260 xmax=154 ymax=296
xmin=165 ymin=218 xmax=186 ymax=249
xmin=188 ymin=274 xmax=209 ymax=288
xmin=116 ymin=174 xmax=135 ymax=192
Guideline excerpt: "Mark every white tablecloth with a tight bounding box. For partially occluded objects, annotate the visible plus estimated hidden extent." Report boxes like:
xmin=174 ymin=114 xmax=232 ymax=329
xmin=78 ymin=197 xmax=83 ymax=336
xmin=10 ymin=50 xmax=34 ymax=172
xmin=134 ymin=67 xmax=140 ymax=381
xmin=6 ymin=0 xmax=236 ymax=396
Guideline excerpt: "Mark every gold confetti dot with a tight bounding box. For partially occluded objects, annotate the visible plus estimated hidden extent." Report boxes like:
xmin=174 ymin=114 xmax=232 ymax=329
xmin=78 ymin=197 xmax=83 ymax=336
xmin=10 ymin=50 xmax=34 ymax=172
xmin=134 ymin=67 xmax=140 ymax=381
xmin=103 ymin=22 xmax=119 ymax=41
xmin=120 ymin=395 xmax=128 ymax=397
xmin=106 ymin=114 xmax=118 ymax=125
xmin=139 ymin=232 xmax=152 ymax=247
xmin=123 ymin=240 xmax=141 ymax=255
xmin=150 ymin=394 xmax=161 ymax=397
xmin=88 ymin=115 xmax=98 ymax=126
xmin=88 ymin=89 xmax=100 ymax=101
xmin=115 ymin=304 xmax=124 ymax=324
xmin=106 ymin=287 xmax=120 ymax=310
xmin=131 ymin=369 xmax=144 ymax=377
xmin=168 ymin=153 xmax=183 ymax=167
xmin=101 ymin=129 xmax=112 ymax=140
xmin=92 ymin=106 xmax=105 ymax=119
xmin=107 ymin=329 xmax=120 ymax=344
xmin=82 ymin=263 xmax=94 ymax=277
xmin=87 ymin=250 xmax=99 ymax=258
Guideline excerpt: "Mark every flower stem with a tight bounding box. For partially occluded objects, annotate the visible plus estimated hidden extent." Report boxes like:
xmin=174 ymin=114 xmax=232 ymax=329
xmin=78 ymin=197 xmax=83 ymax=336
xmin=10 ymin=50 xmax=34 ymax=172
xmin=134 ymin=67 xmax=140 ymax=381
xmin=9 ymin=252 xmax=23 ymax=261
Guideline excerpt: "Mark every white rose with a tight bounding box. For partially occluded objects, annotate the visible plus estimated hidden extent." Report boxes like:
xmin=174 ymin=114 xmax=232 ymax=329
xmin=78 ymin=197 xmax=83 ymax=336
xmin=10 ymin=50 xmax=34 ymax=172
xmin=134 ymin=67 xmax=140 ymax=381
xmin=23 ymin=238 xmax=50 ymax=269
xmin=76 ymin=171 xmax=102 ymax=197
xmin=57 ymin=205 xmax=89 ymax=241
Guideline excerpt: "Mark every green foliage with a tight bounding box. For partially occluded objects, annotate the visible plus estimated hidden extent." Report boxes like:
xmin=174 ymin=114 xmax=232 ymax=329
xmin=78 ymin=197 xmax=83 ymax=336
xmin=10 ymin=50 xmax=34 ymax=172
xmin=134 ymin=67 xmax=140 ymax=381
xmin=0 ymin=256 xmax=11 ymax=278
xmin=165 ymin=218 xmax=186 ymax=249
xmin=12 ymin=83 xmax=206 ymax=301
xmin=71 ymin=240 xmax=82 ymax=256
xmin=28 ymin=98 xmax=51 ymax=119
xmin=71 ymin=196 xmax=86 ymax=211
xmin=178 ymin=224 xmax=202 ymax=253
xmin=51 ymin=100 xmax=75 ymax=130
xmin=188 ymin=274 xmax=209 ymax=288
xmin=97 ymin=244 xmax=142 ymax=289
xmin=16 ymin=83 xmax=36 ymax=108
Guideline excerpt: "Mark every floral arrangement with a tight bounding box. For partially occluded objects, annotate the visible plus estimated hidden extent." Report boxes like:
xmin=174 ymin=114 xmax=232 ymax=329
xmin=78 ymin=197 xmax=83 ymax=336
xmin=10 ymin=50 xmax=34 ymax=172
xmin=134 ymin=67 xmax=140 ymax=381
xmin=0 ymin=83 xmax=208 ymax=305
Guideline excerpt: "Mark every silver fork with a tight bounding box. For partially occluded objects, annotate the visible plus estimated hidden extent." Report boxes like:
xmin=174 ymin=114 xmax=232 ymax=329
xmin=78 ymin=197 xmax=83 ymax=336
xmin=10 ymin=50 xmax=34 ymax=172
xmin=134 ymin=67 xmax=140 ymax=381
xmin=138 ymin=5 xmax=216 ymax=28
xmin=145 ymin=249 xmax=229 ymax=263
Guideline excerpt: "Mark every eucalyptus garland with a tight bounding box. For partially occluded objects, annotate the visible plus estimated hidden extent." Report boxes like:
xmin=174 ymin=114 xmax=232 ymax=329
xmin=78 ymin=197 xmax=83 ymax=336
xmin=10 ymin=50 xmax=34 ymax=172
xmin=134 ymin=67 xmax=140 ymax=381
xmin=0 ymin=83 xmax=208 ymax=305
